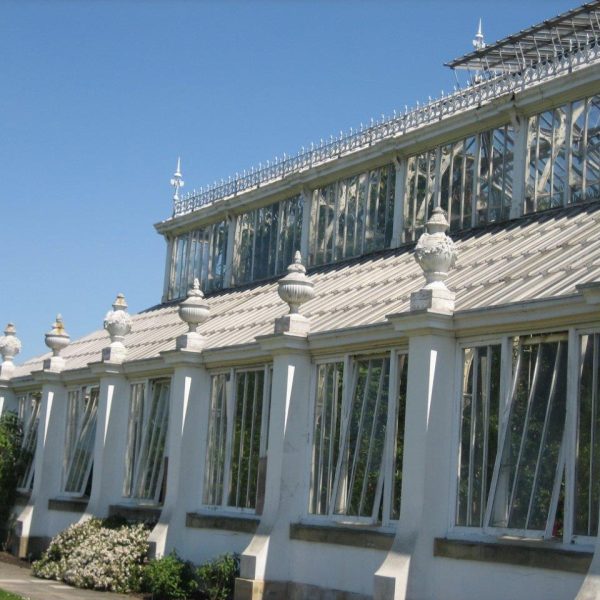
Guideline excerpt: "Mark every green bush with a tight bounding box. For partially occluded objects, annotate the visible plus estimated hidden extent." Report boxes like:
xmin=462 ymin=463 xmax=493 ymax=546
xmin=142 ymin=552 xmax=199 ymax=600
xmin=0 ymin=412 xmax=23 ymax=544
xmin=32 ymin=517 xmax=149 ymax=593
xmin=196 ymin=554 xmax=239 ymax=600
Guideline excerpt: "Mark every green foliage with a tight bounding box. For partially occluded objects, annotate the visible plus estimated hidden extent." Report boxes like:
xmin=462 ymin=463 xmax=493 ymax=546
xmin=196 ymin=554 xmax=239 ymax=600
xmin=32 ymin=517 xmax=149 ymax=593
xmin=0 ymin=412 xmax=23 ymax=542
xmin=0 ymin=590 xmax=26 ymax=600
xmin=142 ymin=552 xmax=198 ymax=600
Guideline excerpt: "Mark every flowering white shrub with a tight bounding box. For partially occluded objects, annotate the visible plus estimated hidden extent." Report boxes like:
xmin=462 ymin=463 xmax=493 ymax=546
xmin=32 ymin=517 xmax=149 ymax=593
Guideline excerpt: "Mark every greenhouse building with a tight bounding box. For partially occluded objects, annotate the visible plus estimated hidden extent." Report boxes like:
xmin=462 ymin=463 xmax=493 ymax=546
xmin=2 ymin=2 xmax=600 ymax=599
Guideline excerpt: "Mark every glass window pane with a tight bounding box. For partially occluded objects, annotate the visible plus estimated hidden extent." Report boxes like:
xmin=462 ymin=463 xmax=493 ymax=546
xmin=64 ymin=386 xmax=99 ymax=496
xmin=333 ymin=356 xmax=390 ymax=520
xmin=489 ymin=335 xmax=567 ymax=533
xmin=310 ymin=165 xmax=395 ymax=265
xmin=391 ymin=353 xmax=408 ymax=521
xmin=310 ymin=362 xmax=344 ymax=515
xmin=456 ymin=345 xmax=501 ymax=527
xmin=204 ymin=367 xmax=270 ymax=511
xmin=125 ymin=380 xmax=170 ymax=502
xmin=17 ymin=392 xmax=41 ymax=491
xmin=575 ymin=333 xmax=600 ymax=537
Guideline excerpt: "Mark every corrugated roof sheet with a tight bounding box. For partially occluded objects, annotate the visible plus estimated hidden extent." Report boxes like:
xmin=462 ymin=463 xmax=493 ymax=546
xmin=12 ymin=203 xmax=600 ymax=378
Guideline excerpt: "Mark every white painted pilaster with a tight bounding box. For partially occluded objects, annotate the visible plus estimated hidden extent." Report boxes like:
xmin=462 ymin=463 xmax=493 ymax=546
xmin=238 ymin=334 xmax=312 ymax=587
xmin=510 ymin=111 xmax=529 ymax=219
xmin=151 ymin=350 xmax=210 ymax=557
xmin=391 ymin=157 xmax=407 ymax=248
xmin=375 ymin=312 xmax=456 ymax=600
xmin=86 ymin=363 xmax=131 ymax=517
xmin=0 ymin=381 xmax=17 ymax=416
xmin=21 ymin=370 xmax=68 ymax=555
xmin=299 ymin=187 xmax=312 ymax=263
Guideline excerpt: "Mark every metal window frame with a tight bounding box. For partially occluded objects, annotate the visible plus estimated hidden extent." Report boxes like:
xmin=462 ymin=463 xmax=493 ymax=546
xmin=203 ymin=364 xmax=272 ymax=513
xmin=124 ymin=378 xmax=171 ymax=504
xmin=62 ymin=385 xmax=99 ymax=497
xmin=16 ymin=391 xmax=42 ymax=492
xmin=307 ymin=350 xmax=408 ymax=527
xmin=309 ymin=164 xmax=395 ymax=267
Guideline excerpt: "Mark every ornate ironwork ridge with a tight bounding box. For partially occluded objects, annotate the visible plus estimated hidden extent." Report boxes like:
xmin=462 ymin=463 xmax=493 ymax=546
xmin=173 ymin=40 xmax=600 ymax=217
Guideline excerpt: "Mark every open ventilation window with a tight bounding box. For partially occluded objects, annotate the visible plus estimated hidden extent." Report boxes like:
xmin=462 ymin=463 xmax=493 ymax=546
xmin=63 ymin=385 xmax=99 ymax=497
xmin=309 ymin=352 xmax=408 ymax=526
xmin=123 ymin=379 xmax=171 ymax=504
xmin=16 ymin=391 xmax=42 ymax=492
xmin=203 ymin=365 xmax=272 ymax=513
xmin=456 ymin=331 xmax=600 ymax=544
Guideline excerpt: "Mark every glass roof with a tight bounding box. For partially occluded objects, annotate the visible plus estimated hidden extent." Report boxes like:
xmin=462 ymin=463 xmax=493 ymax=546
xmin=446 ymin=0 xmax=600 ymax=72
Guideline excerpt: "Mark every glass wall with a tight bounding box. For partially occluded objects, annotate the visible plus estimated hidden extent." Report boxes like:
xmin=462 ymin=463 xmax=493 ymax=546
xmin=204 ymin=366 xmax=272 ymax=511
xmin=17 ymin=391 xmax=41 ymax=492
xmin=63 ymin=386 xmax=99 ymax=496
xmin=404 ymin=125 xmax=514 ymax=241
xmin=309 ymin=352 xmax=408 ymax=524
xmin=234 ymin=195 xmax=302 ymax=285
xmin=308 ymin=164 xmax=395 ymax=266
xmin=167 ymin=220 xmax=228 ymax=300
xmin=123 ymin=379 xmax=171 ymax=503
xmin=526 ymin=94 xmax=600 ymax=211
xmin=456 ymin=330 xmax=600 ymax=543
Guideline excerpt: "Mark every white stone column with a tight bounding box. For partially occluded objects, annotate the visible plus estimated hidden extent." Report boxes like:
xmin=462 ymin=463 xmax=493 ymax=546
xmin=85 ymin=363 xmax=131 ymax=517
xmin=237 ymin=252 xmax=314 ymax=598
xmin=375 ymin=313 xmax=456 ymax=600
xmin=150 ymin=351 xmax=210 ymax=557
xmin=374 ymin=208 xmax=458 ymax=599
xmin=299 ymin=186 xmax=312 ymax=261
xmin=149 ymin=279 xmax=211 ymax=556
xmin=391 ymin=157 xmax=407 ymax=248
xmin=20 ymin=370 xmax=69 ymax=557
xmin=0 ymin=323 xmax=22 ymax=413
xmin=237 ymin=334 xmax=312 ymax=597
xmin=0 ymin=381 xmax=17 ymax=417
xmin=16 ymin=316 xmax=71 ymax=557
xmin=225 ymin=214 xmax=237 ymax=288
xmin=509 ymin=110 xmax=528 ymax=219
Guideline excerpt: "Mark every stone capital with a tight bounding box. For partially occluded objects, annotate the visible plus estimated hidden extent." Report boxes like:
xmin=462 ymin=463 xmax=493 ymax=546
xmin=410 ymin=286 xmax=455 ymax=314
xmin=256 ymin=332 xmax=310 ymax=355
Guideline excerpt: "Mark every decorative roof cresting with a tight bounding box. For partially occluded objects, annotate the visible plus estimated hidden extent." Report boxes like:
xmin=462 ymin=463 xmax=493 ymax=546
xmin=275 ymin=251 xmax=315 ymax=336
xmin=0 ymin=323 xmax=21 ymax=378
xmin=103 ymin=293 xmax=132 ymax=363
xmin=43 ymin=314 xmax=70 ymax=371
xmin=410 ymin=207 xmax=457 ymax=314
xmin=172 ymin=9 xmax=600 ymax=218
xmin=176 ymin=278 xmax=210 ymax=351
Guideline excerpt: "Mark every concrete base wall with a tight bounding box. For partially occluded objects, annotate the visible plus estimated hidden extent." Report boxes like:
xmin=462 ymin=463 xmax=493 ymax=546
xmin=235 ymin=578 xmax=371 ymax=600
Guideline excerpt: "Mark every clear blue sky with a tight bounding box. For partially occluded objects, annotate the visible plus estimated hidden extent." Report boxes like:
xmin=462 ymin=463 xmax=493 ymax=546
xmin=1 ymin=0 xmax=577 ymax=361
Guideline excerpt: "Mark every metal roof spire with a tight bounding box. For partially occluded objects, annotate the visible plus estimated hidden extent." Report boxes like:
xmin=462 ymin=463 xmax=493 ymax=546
xmin=472 ymin=18 xmax=485 ymax=50
xmin=170 ymin=157 xmax=185 ymax=201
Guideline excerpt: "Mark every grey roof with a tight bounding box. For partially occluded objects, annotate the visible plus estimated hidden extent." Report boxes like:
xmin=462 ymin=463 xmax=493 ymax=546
xmin=12 ymin=202 xmax=600 ymax=379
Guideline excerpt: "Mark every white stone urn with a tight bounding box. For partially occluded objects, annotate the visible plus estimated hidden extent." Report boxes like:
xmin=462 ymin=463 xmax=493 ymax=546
xmin=104 ymin=293 xmax=132 ymax=344
xmin=411 ymin=207 xmax=458 ymax=313
xmin=176 ymin=278 xmax=210 ymax=351
xmin=45 ymin=314 xmax=70 ymax=356
xmin=178 ymin=278 xmax=210 ymax=333
xmin=0 ymin=323 xmax=21 ymax=364
xmin=413 ymin=207 xmax=457 ymax=289
xmin=103 ymin=293 xmax=132 ymax=362
xmin=277 ymin=251 xmax=315 ymax=314
xmin=275 ymin=251 xmax=314 ymax=335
